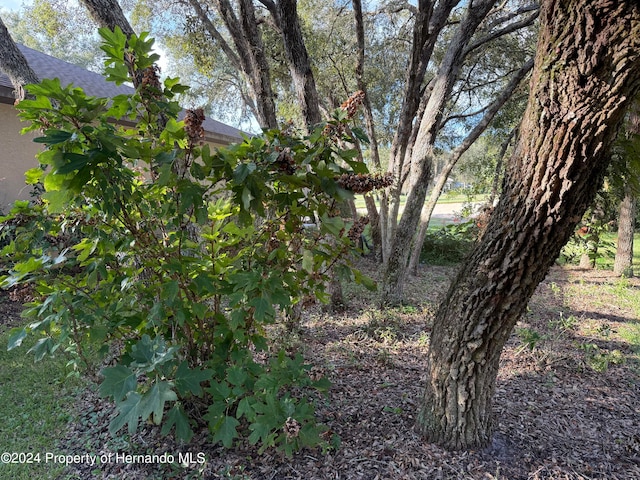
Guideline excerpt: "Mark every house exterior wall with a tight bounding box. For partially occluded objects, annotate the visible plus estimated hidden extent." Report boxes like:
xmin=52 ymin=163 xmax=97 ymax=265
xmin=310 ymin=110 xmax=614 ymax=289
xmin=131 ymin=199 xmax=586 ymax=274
xmin=0 ymin=101 xmax=237 ymax=212
xmin=0 ymin=102 xmax=42 ymax=212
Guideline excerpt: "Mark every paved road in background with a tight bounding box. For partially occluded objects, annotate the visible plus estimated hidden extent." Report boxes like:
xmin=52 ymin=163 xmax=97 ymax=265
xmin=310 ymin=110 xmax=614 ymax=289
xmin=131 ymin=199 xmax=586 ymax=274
xmin=430 ymin=202 xmax=483 ymax=227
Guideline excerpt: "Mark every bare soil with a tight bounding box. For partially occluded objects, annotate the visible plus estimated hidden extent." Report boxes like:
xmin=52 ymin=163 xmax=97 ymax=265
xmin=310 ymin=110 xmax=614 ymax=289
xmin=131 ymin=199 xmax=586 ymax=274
xmin=3 ymin=261 xmax=640 ymax=479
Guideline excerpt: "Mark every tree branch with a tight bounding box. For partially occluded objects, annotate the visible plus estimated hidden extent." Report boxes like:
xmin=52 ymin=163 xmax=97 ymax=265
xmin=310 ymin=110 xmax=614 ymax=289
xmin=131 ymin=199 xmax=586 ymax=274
xmin=78 ymin=0 xmax=135 ymax=36
xmin=464 ymin=9 xmax=539 ymax=57
xmin=188 ymin=0 xmax=242 ymax=71
xmin=0 ymin=15 xmax=39 ymax=101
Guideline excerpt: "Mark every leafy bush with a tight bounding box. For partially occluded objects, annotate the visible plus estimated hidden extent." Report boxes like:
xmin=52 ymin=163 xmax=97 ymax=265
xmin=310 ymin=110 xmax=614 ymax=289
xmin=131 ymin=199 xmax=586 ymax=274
xmin=0 ymin=28 xmax=374 ymax=454
xmin=419 ymin=221 xmax=477 ymax=265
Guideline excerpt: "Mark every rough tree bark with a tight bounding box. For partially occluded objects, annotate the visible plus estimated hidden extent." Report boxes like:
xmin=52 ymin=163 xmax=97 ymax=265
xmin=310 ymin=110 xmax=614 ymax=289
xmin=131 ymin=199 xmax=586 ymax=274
xmin=614 ymin=188 xmax=636 ymax=277
xmin=0 ymin=16 xmax=40 ymax=101
xmin=418 ymin=0 xmax=640 ymax=450
xmin=269 ymin=0 xmax=322 ymax=128
xmin=78 ymin=0 xmax=134 ymax=37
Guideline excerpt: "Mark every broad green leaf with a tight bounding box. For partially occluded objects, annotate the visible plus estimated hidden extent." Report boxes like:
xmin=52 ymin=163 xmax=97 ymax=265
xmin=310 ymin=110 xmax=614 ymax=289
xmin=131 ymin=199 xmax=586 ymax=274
xmin=248 ymin=419 xmax=272 ymax=446
xmin=174 ymin=361 xmax=212 ymax=396
xmin=56 ymin=153 xmax=90 ymax=174
xmin=130 ymin=334 xmax=178 ymax=371
xmin=161 ymin=404 xmax=193 ymax=442
xmin=99 ymin=365 xmax=137 ymax=401
xmin=109 ymin=392 xmax=142 ymax=436
xmin=27 ymin=337 xmax=56 ymax=361
xmin=161 ymin=280 xmax=179 ymax=303
xmin=138 ymin=381 xmax=177 ymax=424
xmin=41 ymin=190 xmax=71 ymax=213
xmin=211 ymin=415 xmax=239 ymax=448
xmin=33 ymin=129 xmax=72 ymax=145
xmin=241 ymin=187 xmax=253 ymax=211
xmin=236 ymin=397 xmax=254 ymax=420
xmin=7 ymin=328 xmax=27 ymax=350
xmin=233 ymin=162 xmax=256 ymax=183
xmin=24 ymin=168 xmax=43 ymax=184
xmin=227 ymin=365 xmax=248 ymax=386
xmin=249 ymin=297 xmax=273 ymax=322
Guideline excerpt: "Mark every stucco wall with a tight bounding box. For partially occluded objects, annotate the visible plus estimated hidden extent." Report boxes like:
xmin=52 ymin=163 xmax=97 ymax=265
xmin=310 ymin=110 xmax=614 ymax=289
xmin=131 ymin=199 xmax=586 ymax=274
xmin=0 ymin=101 xmax=237 ymax=213
xmin=0 ymin=102 xmax=42 ymax=212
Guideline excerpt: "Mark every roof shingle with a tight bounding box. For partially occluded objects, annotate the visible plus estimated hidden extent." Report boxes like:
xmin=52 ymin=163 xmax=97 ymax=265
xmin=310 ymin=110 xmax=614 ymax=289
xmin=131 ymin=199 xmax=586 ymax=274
xmin=0 ymin=44 xmax=244 ymax=144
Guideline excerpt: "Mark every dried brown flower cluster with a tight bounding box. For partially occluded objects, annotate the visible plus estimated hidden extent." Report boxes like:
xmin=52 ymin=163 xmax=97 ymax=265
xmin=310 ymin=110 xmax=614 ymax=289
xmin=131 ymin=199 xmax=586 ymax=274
xmin=274 ymin=147 xmax=296 ymax=175
xmin=336 ymin=172 xmax=394 ymax=194
xmin=283 ymin=417 xmax=301 ymax=439
xmin=347 ymin=215 xmax=370 ymax=243
xmin=322 ymin=90 xmax=366 ymax=138
xmin=140 ymin=65 xmax=162 ymax=99
xmin=340 ymin=90 xmax=366 ymax=119
xmin=184 ymin=108 xmax=205 ymax=148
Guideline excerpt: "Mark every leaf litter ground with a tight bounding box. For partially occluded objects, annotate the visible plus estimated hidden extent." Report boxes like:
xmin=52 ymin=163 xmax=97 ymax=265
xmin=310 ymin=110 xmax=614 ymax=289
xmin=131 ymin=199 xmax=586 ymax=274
xmin=3 ymin=261 xmax=640 ymax=479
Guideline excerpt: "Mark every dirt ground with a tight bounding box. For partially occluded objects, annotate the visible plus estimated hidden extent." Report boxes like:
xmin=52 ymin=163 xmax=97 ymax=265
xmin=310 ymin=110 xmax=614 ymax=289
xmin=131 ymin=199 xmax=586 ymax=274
xmin=3 ymin=260 xmax=640 ymax=479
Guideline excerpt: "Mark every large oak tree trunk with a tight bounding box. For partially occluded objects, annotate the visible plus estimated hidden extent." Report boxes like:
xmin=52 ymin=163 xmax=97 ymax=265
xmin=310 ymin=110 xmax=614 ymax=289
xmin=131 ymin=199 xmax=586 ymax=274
xmin=418 ymin=0 xmax=640 ymax=450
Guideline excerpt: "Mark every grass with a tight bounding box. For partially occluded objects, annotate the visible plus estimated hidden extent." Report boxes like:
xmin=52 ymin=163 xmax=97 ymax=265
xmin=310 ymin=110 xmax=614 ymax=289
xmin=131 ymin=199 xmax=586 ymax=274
xmin=0 ymin=316 xmax=86 ymax=480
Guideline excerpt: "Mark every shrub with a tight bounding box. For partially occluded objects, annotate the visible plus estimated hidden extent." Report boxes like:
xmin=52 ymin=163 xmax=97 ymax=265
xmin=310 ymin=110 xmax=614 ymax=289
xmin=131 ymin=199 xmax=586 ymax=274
xmin=0 ymin=28 xmax=375 ymax=454
xmin=419 ymin=221 xmax=476 ymax=265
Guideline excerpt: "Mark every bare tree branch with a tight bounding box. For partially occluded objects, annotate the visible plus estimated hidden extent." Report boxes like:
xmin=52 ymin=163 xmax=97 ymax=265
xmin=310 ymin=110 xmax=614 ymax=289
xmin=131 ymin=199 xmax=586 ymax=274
xmin=465 ymin=9 xmax=539 ymax=57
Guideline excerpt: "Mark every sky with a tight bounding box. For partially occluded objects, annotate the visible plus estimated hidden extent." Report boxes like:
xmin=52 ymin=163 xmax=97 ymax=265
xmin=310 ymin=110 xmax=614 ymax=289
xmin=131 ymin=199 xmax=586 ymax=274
xmin=0 ymin=0 xmax=27 ymax=12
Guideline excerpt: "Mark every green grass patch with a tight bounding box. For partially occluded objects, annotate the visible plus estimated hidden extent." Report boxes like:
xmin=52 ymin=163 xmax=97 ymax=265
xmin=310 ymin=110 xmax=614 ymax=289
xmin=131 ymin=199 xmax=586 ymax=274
xmin=0 ymin=318 xmax=85 ymax=480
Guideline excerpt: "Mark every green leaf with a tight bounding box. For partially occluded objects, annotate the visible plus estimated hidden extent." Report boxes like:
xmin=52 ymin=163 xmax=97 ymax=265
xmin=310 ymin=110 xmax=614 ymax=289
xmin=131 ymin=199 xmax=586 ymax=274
xmin=233 ymin=162 xmax=256 ymax=183
xmin=241 ymin=187 xmax=253 ymax=211
xmin=99 ymin=365 xmax=137 ymax=401
xmin=354 ymin=268 xmax=377 ymax=291
xmin=27 ymin=337 xmax=56 ymax=361
xmin=33 ymin=129 xmax=72 ymax=145
xmin=7 ymin=328 xmax=27 ymax=350
xmin=161 ymin=404 xmax=193 ymax=442
xmin=161 ymin=280 xmax=179 ymax=303
xmin=227 ymin=365 xmax=248 ymax=386
xmin=319 ymin=214 xmax=344 ymax=237
xmin=56 ymin=153 xmax=90 ymax=174
xmin=174 ymin=361 xmax=212 ymax=396
xmin=248 ymin=419 xmax=272 ymax=446
xmin=109 ymin=392 xmax=142 ymax=436
xmin=130 ymin=334 xmax=179 ymax=372
xmin=249 ymin=297 xmax=273 ymax=322
xmin=211 ymin=415 xmax=239 ymax=448
xmin=24 ymin=167 xmax=43 ymax=184
xmin=236 ymin=397 xmax=254 ymax=420
xmin=41 ymin=190 xmax=71 ymax=213
xmin=138 ymin=381 xmax=177 ymax=424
